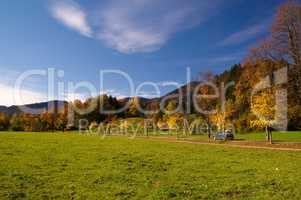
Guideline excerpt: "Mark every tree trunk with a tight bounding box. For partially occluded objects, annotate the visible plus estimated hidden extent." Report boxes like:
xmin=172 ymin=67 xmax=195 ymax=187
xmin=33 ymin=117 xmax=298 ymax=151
xmin=269 ymin=128 xmax=273 ymax=144
xmin=265 ymin=126 xmax=270 ymax=142
xmin=207 ymin=116 xmax=211 ymax=140
xmin=207 ymin=123 xmax=211 ymax=139
xmin=108 ymin=125 xmax=111 ymax=135
xmin=266 ymin=126 xmax=273 ymax=144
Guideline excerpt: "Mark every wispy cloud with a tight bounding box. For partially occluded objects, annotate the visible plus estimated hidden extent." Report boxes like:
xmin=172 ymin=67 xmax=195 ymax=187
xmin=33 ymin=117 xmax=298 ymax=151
xmin=49 ymin=0 xmax=224 ymax=53
xmin=218 ymin=20 xmax=270 ymax=47
xmin=49 ymin=0 xmax=92 ymax=37
xmin=95 ymin=0 xmax=223 ymax=53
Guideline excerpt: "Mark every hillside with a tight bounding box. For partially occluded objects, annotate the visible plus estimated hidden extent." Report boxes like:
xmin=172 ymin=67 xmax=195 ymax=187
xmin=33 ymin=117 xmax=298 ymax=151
xmin=0 ymin=101 xmax=67 ymax=115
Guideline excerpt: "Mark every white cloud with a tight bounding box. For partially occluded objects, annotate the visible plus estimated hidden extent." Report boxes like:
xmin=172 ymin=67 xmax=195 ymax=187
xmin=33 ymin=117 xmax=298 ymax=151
xmin=64 ymin=92 xmax=88 ymax=102
xmin=0 ymin=69 xmax=48 ymax=106
xmin=136 ymin=91 xmax=160 ymax=99
xmin=218 ymin=20 xmax=270 ymax=46
xmin=0 ymin=83 xmax=47 ymax=106
xmin=48 ymin=0 xmax=223 ymax=53
xmin=100 ymin=89 xmax=127 ymax=99
xmin=49 ymin=0 xmax=92 ymax=37
xmin=95 ymin=0 xmax=223 ymax=53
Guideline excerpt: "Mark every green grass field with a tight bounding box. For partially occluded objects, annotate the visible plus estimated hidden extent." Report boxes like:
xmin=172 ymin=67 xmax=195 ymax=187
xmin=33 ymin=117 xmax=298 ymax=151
xmin=148 ymin=131 xmax=301 ymax=143
xmin=235 ymin=131 xmax=301 ymax=141
xmin=0 ymin=132 xmax=301 ymax=199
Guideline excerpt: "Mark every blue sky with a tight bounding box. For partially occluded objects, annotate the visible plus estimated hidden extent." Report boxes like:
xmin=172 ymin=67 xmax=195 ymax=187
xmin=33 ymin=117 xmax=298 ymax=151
xmin=0 ymin=0 xmax=287 ymax=106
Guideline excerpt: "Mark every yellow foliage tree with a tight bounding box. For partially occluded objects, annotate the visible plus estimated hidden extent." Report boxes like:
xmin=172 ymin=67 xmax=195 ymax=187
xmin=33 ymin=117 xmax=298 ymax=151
xmin=166 ymin=113 xmax=184 ymax=131
xmin=251 ymin=91 xmax=275 ymax=143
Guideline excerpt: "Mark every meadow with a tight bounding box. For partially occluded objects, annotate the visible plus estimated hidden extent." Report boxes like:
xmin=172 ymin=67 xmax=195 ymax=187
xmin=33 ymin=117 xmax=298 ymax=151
xmin=148 ymin=130 xmax=301 ymax=142
xmin=0 ymin=132 xmax=300 ymax=199
xmin=235 ymin=131 xmax=301 ymax=141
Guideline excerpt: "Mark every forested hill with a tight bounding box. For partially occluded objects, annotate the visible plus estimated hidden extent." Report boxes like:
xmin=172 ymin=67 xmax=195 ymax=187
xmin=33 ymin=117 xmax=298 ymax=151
xmin=0 ymin=101 xmax=67 ymax=115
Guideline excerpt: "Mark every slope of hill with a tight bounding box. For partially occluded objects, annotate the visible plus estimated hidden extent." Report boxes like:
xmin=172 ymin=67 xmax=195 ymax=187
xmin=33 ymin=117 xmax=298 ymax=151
xmin=0 ymin=101 xmax=67 ymax=115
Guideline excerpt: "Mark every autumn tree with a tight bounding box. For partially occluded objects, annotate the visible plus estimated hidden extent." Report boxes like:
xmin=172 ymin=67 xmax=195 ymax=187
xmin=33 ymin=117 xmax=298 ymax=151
xmin=194 ymin=71 xmax=217 ymax=138
xmin=166 ymin=113 xmax=184 ymax=131
xmin=211 ymin=100 xmax=236 ymax=133
xmin=250 ymin=90 xmax=276 ymax=144
xmin=248 ymin=1 xmax=301 ymax=130
xmin=0 ymin=113 xmax=9 ymax=131
xmin=54 ymin=113 xmax=68 ymax=131
xmin=126 ymin=97 xmax=141 ymax=117
xmin=10 ymin=114 xmax=24 ymax=131
xmin=249 ymin=1 xmax=301 ymax=66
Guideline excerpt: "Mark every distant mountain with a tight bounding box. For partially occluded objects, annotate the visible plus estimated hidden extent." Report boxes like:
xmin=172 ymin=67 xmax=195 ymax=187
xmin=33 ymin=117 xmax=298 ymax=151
xmin=0 ymin=100 xmax=68 ymax=115
xmin=0 ymin=105 xmax=21 ymax=115
xmin=159 ymin=81 xmax=201 ymax=100
xmin=0 ymin=81 xmax=203 ymax=115
xmin=0 ymin=106 xmax=12 ymax=114
xmin=154 ymin=81 xmax=202 ymax=112
xmin=119 ymin=96 xmax=159 ymax=104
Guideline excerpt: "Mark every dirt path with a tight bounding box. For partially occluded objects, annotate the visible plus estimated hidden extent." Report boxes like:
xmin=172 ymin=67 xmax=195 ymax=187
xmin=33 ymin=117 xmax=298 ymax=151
xmin=136 ymin=136 xmax=301 ymax=151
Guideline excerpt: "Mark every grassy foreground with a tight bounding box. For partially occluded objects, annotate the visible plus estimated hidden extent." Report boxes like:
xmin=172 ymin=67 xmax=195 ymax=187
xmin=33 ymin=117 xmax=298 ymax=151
xmin=170 ymin=131 xmax=301 ymax=142
xmin=236 ymin=131 xmax=301 ymax=141
xmin=0 ymin=132 xmax=300 ymax=199
xmin=146 ymin=130 xmax=301 ymax=139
